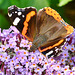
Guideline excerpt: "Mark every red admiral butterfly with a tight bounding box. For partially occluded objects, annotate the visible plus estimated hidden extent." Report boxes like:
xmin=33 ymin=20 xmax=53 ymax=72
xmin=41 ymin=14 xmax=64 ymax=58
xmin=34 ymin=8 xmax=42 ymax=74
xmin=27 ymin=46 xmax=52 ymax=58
xmin=8 ymin=5 xmax=74 ymax=57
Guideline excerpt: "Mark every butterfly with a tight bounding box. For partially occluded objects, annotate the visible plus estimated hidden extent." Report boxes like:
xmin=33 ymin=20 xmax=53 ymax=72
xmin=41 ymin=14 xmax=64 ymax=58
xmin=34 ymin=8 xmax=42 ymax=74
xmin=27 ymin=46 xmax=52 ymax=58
xmin=8 ymin=5 xmax=74 ymax=58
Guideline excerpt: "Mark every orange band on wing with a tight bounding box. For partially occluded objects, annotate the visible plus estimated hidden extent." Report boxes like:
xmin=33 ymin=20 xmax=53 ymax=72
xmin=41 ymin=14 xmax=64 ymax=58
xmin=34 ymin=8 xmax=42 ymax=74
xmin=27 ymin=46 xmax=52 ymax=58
xmin=64 ymin=24 xmax=74 ymax=35
xmin=22 ymin=11 xmax=36 ymax=41
xmin=44 ymin=7 xmax=62 ymax=22
xmin=44 ymin=7 xmax=74 ymax=35
xmin=26 ymin=11 xmax=36 ymax=22
xmin=22 ymin=22 xmax=28 ymax=36
xmin=39 ymin=39 xmax=64 ymax=52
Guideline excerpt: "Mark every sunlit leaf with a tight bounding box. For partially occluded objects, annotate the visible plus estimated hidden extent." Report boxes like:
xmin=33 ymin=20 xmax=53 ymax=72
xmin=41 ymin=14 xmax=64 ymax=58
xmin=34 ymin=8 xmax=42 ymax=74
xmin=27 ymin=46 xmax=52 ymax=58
xmin=58 ymin=0 xmax=72 ymax=7
xmin=0 ymin=0 xmax=4 ymax=5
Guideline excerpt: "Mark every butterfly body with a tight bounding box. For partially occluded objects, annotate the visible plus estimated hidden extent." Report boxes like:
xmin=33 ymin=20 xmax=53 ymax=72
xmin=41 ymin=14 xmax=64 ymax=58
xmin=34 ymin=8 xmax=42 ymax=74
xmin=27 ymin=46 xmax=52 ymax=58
xmin=30 ymin=34 xmax=48 ymax=51
xmin=8 ymin=5 xmax=74 ymax=57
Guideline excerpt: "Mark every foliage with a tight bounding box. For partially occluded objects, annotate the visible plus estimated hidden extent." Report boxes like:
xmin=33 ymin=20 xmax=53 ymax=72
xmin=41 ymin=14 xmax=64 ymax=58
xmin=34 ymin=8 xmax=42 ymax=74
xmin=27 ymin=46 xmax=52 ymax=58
xmin=58 ymin=0 xmax=72 ymax=7
xmin=0 ymin=0 xmax=73 ymax=29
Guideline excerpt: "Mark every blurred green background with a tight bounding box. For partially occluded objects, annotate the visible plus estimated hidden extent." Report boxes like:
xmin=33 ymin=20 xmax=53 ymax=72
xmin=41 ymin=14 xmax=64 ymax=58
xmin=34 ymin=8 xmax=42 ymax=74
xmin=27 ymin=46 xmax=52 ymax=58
xmin=0 ymin=0 xmax=75 ymax=29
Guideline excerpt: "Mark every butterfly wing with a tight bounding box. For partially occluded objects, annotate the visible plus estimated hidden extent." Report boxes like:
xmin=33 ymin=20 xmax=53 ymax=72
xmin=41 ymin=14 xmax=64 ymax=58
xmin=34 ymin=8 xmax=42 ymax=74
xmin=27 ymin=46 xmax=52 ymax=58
xmin=31 ymin=7 xmax=74 ymax=57
xmin=37 ymin=7 xmax=73 ymax=41
xmin=8 ymin=5 xmax=37 ymax=41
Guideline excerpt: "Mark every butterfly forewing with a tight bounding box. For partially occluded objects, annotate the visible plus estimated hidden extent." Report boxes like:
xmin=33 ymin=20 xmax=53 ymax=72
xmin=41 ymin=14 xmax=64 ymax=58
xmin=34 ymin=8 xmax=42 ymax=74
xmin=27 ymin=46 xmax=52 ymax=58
xmin=33 ymin=7 xmax=67 ymax=51
xmin=8 ymin=5 xmax=37 ymax=41
xmin=37 ymin=8 xmax=68 ymax=41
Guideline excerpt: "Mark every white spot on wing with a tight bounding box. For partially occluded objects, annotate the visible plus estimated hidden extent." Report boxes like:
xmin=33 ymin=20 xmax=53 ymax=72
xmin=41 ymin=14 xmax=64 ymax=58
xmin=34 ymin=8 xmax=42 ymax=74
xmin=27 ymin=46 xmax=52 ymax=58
xmin=15 ymin=11 xmax=17 ymax=13
xmin=22 ymin=15 xmax=24 ymax=18
xmin=46 ymin=51 xmax=53 ymax=57
xmin=13 ymin=17 xmax=20 ymax=26
xmin=12 ymin=12 xmax=14 ymax=14
xmin=18 ymin=12 xmax=22 ymax=16
xmin=55 ymin=49 xmax=59 ymax=52
xmin=8 ymin=13 xmax=12 ymax=17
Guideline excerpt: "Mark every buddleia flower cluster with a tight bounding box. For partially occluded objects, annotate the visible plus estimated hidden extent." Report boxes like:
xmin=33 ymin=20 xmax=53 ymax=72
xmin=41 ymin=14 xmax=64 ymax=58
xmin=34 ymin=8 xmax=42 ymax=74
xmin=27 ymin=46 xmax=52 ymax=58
xmin=0 ymin=26 xmax=75 ymax=75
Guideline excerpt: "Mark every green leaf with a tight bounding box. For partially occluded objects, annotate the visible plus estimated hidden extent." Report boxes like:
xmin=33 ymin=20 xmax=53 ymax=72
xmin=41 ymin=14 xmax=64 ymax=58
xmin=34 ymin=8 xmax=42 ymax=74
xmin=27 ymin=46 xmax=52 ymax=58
xmin=58 ymin=0 xmax=72 ymax=7
xmin=0 ymin=14 xmax=10 ymax=29
xmin=10 ymin=0 xmax=35 ymax=8
xmin=10 ymin=0 xmax=21 ymax=7
xmin=33 ymin=0 xmax=49 ymax=10
xmin=10 ymin=0 xmax=49 ymax=10
xmin=0 ymin=0 xmax=11 ymax=9
xmin=0 ymin=0 xmax=4 ymax=5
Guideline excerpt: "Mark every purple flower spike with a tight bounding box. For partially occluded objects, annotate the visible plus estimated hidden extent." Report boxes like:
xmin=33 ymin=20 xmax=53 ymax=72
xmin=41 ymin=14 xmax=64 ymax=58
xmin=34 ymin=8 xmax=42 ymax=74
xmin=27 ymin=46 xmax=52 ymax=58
xmin=0 ymin=26 xmax=75 ymax=75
